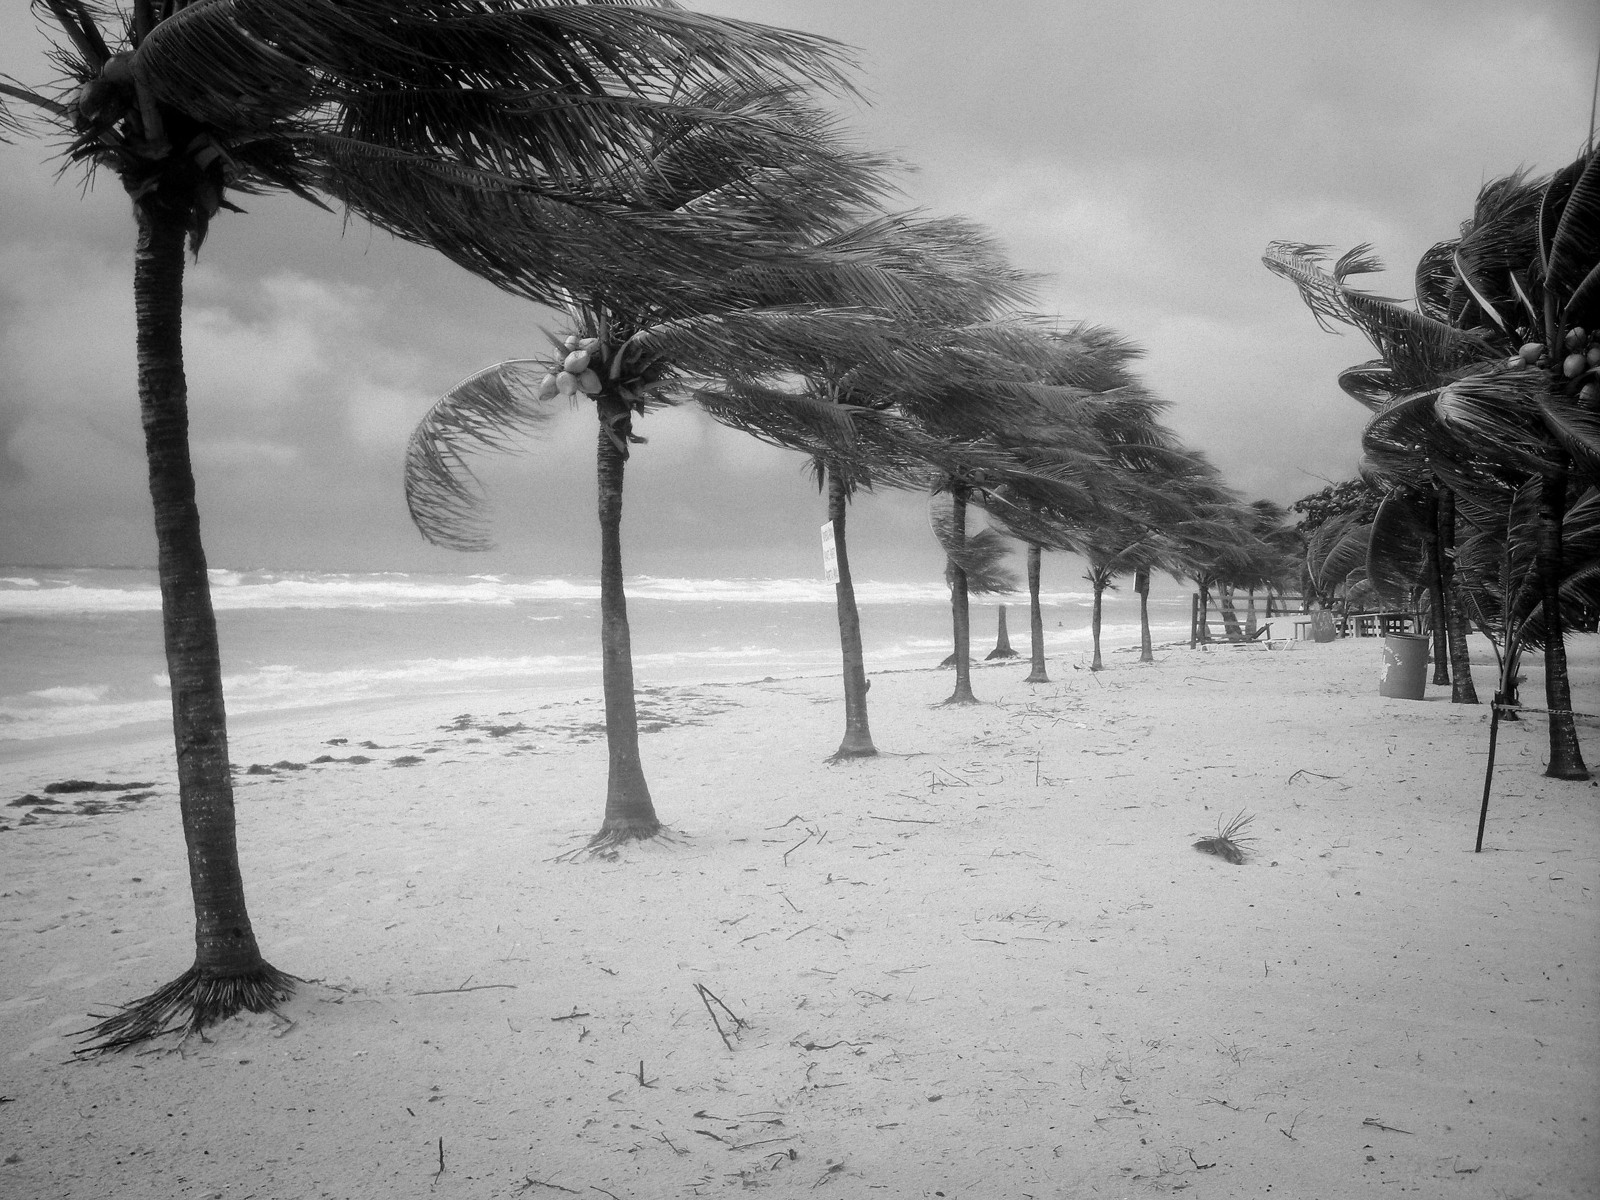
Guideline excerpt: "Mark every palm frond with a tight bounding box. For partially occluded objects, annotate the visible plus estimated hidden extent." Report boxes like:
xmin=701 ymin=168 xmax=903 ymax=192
xmin=1263 ymin=240 xmax=1492 ymax=387
xmin=404 ymin=358 xmax=560 ymax=551
xmin=1544 ymin=152 xmax=1599 ymax=317
xmin=928 ymin=491 xmax=1019 ymax=594
xmin=1307 ymin=511 xmax=1372 ymax=595
xmin=1365 ymin=488 xmax=1429 ymax=607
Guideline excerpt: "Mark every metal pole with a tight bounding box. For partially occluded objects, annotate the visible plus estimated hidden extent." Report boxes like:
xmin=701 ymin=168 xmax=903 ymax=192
xmin=1475 ymin=700 xmax=1503 ymax=853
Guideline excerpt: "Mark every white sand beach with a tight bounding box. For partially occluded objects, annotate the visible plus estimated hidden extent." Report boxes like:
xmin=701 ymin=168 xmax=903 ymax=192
xmin=2 ymin=635 xmax=1597 ymax=1199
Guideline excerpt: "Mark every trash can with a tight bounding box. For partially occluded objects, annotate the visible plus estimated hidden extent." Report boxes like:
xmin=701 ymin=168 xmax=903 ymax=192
xmin=1379 ymin=633 xmax=1430 ymax=699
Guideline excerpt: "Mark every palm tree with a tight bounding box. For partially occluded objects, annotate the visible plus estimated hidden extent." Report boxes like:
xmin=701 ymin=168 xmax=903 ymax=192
xmin=1265 ymin=149 xmax=1597 ymax=777
xmin=406 ymin=82 xmax=912 ymax=845
xmin=980 ymin=328 xmax=1215 ymax=672
xmin=1 ymin=0 xmax=867 ymax=1046
xmin=698 ymin=215 xmax=1042 ymax=753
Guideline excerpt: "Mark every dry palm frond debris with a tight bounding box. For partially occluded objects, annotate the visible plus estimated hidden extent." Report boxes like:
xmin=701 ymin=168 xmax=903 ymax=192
xmin=1193 ymin=811 xmax=1257 ymax=865
xmin=695 ymin=982 xmax=748 ymax=1050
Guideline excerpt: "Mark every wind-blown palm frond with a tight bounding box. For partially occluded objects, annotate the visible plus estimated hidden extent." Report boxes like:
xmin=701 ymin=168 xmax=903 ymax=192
xmin=1263 ymin=241 xmax=1493 ymax=389
xmin=929 ymin=491 xmax=1019 ymax=594
xmin=404 ymin=359 xmax=562 ymax=551
xmin=1306 ymin=510 xmax=1371 ymax=596
xmin=1365 ymin=489 xmax=1429 ymax=607
xmin=1433 ymin=370 xmax=1583 ymax=475
xmin=1449 ymin=169 xmax=1542 ymax=334
xmin=15 ymin=0 xmax=881 ymax=297
xmin=1543 ymin=151 xmax=1600 ymax=322
xmin=1337 ymin=360 xmax=1401 ymax=411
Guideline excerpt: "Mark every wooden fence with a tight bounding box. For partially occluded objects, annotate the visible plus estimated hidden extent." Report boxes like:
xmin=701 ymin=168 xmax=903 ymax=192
xmin=1189 ymin=589 xmax=1419 ymax=646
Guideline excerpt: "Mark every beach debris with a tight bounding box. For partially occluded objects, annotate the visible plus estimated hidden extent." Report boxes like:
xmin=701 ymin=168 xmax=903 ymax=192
xmin=10 ymin=779 xmax=162 ymax=820
xmin=517 ymin=1179 xmax=581 ymax=1195
xmin=412 ymin=982 xmax=517 ymax=996
xmin=695 ymin=982 xmax=748 ymax=1051
xmin=43 ymin=778 xmax=158 ymax=794
xmin=782 ymin=828 xmax=822 ymax=865
xmin=1362 ymin=1117 xmax=1414 ymax=1134
xmin=1193 ymin=811 xmax=1257 ymax=865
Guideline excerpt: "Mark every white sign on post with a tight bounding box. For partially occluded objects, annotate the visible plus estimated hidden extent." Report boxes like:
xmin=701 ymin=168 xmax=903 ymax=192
xmin=820 ymin=520 xmax=839 ymax=583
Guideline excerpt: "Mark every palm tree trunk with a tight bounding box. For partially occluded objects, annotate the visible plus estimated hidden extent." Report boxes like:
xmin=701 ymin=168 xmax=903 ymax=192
xmin=594 ymin=399 xmax=661 ymax=839
xmin=84 ymin=206 xmax=291 ymax=1052
xmin=1537 ymin=464 xmax=1589 ymax=779
xmin=1422 ymin=493 xmax=1451 ymax=686
xmin=827 ymin=468 xmax=875 ymax=758
xmin=1195 ymin=575 xmax=1213 ymax=643
xmin=1136 ymin=567 xmax=1154 ymax=662
xmin=986 ymin=606 xmax=1018 ymax=658
xmin=1090 ymin=580 xmax=1105 ymax=671
xmin=945 ymin=486 xmax=977 ymax=704
xmin=1025 ymin=544 xmax=1049 ymax=682
xmin=1438 ymin=487 xmax=1478 ymax=704
xmin=1219 ymin=585 xmax=1243 ymax=641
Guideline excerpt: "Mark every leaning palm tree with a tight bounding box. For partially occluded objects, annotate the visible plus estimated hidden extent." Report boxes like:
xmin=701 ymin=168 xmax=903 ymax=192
xmin=697 ymin=214 xmax=1042 ymax=753
xmin=1 ymin=0 xmax=868 ymax=1047
xmin=981 ymin=325 xmax=1207 ymax=674
xmin=406 ymin=83 xmax=909 ymax=847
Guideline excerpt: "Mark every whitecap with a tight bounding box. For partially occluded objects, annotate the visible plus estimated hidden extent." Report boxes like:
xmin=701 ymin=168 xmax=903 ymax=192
xmin=28 ymin=685 xmax=111 ymax=704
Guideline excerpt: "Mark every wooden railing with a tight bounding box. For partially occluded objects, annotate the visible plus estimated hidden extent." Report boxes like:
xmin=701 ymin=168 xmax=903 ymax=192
xmin=1189 ymin=590 xmax=1418 ymax=646
xmin=1190 ymin=588 xmax=1306 ymax=647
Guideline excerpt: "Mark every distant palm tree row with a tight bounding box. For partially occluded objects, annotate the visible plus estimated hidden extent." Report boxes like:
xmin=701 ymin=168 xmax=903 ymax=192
xmin=402 ymin=88 xmax=1299 ymax=838
xmin=1265 ymin=149 xmax=1599 ymax=782
xmin=0 ymin=0 xmax=1288 ymax=1047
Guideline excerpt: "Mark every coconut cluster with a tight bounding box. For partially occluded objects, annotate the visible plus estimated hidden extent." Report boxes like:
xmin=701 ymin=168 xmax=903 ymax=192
xmin=540 ymin=335 xmax=606 ymax=400
xmin=1508 ymin=325 xmax=1600 ymax=402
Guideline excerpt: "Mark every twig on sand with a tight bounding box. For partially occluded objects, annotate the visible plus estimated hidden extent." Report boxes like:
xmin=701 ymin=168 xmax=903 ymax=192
xmin=867 ymin=814 xmax=936 ymax=824
xmin=925 ymin=766 xmax=971 ymax=789
xmin=413 ymin=984 xmax=517 ymax=996
xmin=550 ymin=1009 xmax=590 ymax=1022
xmin=695 ymin=983 xmax=748 ymax=1051
xmin=1363 ymin=1117 xmax=1414 ymax=1134
xmin=1288 ymin=768 xmax=1348 ymax=789
xmin=813 ymin=1159 xmax=846 ymax=1188
xmin=783 ymin=832 xmax=814 ymax=865
xmin=435 ymin=1137 xmax=445 ymax=1180
xmin=518 ymin=1178 xmax=580 ymax=1195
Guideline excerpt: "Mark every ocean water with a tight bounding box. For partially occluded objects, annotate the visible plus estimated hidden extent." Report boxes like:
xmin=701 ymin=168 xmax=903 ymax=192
xmin=0 ymin=567 xmax=1194 ymax=742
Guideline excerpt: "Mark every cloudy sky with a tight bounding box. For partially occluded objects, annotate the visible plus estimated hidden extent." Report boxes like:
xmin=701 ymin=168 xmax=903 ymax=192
xmin=1 ymin=1 xmax=1596 ymax=581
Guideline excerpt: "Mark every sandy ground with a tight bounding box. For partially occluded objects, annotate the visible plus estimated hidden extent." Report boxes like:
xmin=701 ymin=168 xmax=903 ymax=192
xmin=2 ymin=634 xmax=1597 ymax=1200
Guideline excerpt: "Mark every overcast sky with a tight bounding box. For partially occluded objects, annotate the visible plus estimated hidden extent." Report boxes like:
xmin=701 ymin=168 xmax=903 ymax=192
xmin=1 ymin=1 xmax=1596 ymax=581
